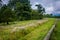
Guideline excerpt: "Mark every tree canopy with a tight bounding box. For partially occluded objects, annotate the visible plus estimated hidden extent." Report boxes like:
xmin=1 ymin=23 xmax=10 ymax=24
xmin=0 ymin=5 xmax=15 ymax=24
xmin=0 ymin=0 xmax=46 ymax=24
xmin=36 ymin=4 xmax=45 ymax=19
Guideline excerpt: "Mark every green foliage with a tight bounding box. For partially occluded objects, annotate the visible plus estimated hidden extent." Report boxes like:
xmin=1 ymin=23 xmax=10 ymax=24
xmin=44 ymin=14 xmax=53 ymax=18
xmin=0 ymin=5 xmax=15 ymax=24
xmin=8 ymin=0 xmax=31 ymax=20
xmin=20 ymin=19 xmax=55 ymax=40
xmin=0 ymin=18 xmax=55 ymax=40
xmin=50 ymin=20 xmax=60 ymax=40
xmin=53 ymin=16 xmax=60 ymax=18
xmin=31 ymin=10 xmax=39 ymax=19
xmin=15 ymin=2 xmax=31 ymax=20
xmin=36 ymin=4 xmax=45 ymax=19
xmin=0 ymin=0 xmax=46 ymax=24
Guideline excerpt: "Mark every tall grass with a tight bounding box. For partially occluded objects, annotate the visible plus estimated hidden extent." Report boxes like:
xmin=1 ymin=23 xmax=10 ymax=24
xmin=0 ymin=18 xmax=55 ymax=40
xmin=50 ymin=20 xmax=60 ymax=40
xmin=19 ymin=19 xmax=55 ymax=40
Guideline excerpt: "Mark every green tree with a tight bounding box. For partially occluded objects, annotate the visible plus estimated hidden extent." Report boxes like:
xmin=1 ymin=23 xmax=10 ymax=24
xmin=15 ymin=2 xmax=31 ymax=20
xmin=8 ymin=0 xmax=31 ymax=20
xmin=0 ymin=5 xmax=15 ymax=24
xmin=44 ymin=14 xmax=53 ymax=18
xmin=31 ymin=10 xmax=39 ymax=19
xmin=36 ymin=4 xmax=45 ymax=19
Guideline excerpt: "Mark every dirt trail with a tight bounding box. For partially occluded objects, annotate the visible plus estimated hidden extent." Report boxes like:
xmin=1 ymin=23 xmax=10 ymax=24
xmin=11 ymin=19 xmax=48 ymax=33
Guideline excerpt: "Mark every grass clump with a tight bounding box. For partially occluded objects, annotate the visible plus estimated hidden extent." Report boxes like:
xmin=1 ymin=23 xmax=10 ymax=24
xmin=0 ymin=18 xmax=55 ymax=40
xmin=20 ymin=19 xmax=55 ymax=40
xmin=50 ymin=20 xmax=60 ymax=40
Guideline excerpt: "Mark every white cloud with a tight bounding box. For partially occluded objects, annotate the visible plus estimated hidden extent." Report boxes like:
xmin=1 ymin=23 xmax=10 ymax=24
xmin=31 ymin=2 xmax=39 ymax=9
xmin=31 ymin=5 xmax=37 ymax=9
xmin=2 ymin=0 xmax=9 ymax=4
xmin=56 ymin=11 xmax=60 ymax=14
xmin=45 ymin=6 xmax=54 ymax=14
xmin=35 ymin=2 xmax=39 ymax=5
xmin=30 ymin=0 xmax=60 ymax=15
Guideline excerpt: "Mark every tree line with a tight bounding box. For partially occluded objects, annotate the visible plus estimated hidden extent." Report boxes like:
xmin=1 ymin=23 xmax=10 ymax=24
xmin=0 ymin=0 xmax=45 ymax=24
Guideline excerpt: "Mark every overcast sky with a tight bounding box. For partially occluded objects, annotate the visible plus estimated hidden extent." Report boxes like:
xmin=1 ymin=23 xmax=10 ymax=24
xmin=2 ymin=0 xmax=60 ymax=14
xmin=30 ymin=0 xmax=60 ymax=14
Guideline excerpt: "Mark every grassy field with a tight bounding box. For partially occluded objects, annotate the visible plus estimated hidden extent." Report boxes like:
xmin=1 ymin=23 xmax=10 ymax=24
xmin=0 ymin=18 xmax=55 ymax=40
xmin=20 ymin=19 xmax=55 ymax=40
xmin=50 ymin=19 xmax=60 ymax=40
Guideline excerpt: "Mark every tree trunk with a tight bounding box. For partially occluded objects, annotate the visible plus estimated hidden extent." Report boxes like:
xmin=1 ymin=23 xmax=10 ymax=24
xmin=7 ymin=21 xmax=9 ymax=24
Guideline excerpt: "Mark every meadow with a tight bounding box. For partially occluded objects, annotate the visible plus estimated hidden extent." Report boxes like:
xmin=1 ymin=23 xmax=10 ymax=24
xmin=50 ymin=19 xmax=60 ymax=40
xmin=0 ymin=18 xmax=55 ymax=40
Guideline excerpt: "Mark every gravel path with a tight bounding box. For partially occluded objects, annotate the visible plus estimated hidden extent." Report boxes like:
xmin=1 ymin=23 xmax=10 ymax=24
xmin=11 ymin=19 xmax=48 ymax=33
